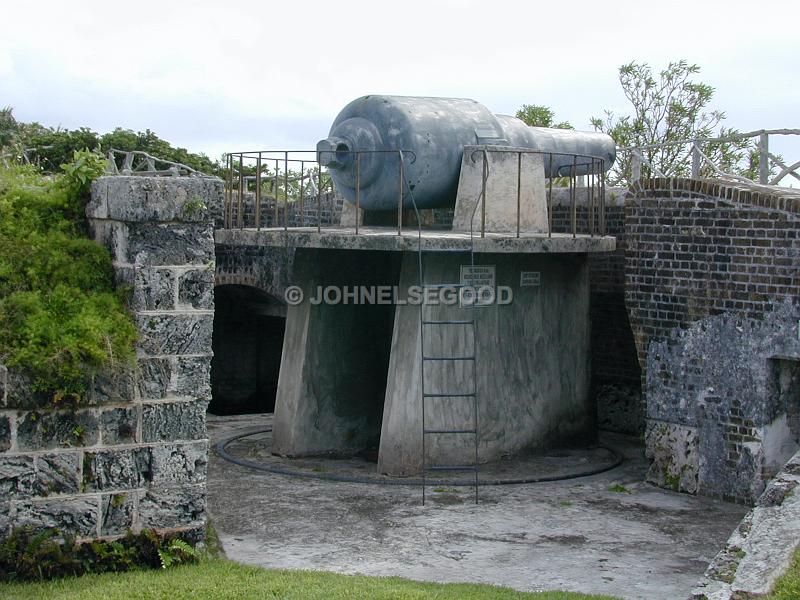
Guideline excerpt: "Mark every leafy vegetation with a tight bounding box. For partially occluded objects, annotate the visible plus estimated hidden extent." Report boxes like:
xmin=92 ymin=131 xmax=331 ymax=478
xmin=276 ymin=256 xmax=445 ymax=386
xmin=0 ymin=556 xmax=619 ymax=599
xmin=100 ymin=127 xmax=221 ymax=176
xmin=0 ymin=152 xmax=136 ymax=402
xmin=0 ymin=526 xmax=200 ymax=583
xmin=0 ymin=106 xmax=222 ymax=176
xmin=516 ymin=105 xmax=573 ymax=130
xmin=590 ymin=60 xmax=753 ymax=186
xmin=157 ymin=539 xmax=200 ymax=570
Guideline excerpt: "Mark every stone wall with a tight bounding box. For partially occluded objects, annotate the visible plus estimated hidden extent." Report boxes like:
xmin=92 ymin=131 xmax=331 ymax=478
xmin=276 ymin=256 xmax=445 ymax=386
xmin=625 ymin=177 xmax=800 ymax=502
xmin=691 ymin=448 xmax=800 ymax=599
xmin=0 ymin=176 xmax=221 ymax=541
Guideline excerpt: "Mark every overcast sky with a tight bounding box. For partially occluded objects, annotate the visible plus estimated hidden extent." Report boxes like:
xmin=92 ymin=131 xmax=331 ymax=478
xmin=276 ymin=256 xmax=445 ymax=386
xmin=2 ymin=0 xmax=798 ymax=164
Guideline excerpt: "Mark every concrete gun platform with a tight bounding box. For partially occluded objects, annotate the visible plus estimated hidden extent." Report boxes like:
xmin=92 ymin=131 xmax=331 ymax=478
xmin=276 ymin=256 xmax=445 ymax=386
xmin=215 ymin=426 xmax=622 ymax=486
xmin=215 ymin=226 xmax=616 ymax=254
xmin=207 ymin=413 xmax=748 ymax=600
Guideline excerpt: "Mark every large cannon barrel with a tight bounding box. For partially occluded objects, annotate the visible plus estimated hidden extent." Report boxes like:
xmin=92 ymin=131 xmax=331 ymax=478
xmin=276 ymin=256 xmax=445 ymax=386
xmin=317 ymin=95 xmax=615 ymax=210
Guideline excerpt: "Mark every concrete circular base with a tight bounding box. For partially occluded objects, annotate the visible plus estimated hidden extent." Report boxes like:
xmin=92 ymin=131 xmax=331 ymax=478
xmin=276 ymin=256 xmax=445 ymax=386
xmin=215 ymin=427 xmax=622 ymax=486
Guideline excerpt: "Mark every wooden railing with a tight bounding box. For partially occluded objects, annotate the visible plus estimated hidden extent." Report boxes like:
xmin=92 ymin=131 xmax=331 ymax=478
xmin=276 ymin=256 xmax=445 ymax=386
xmin=620 ymin=129 xmax=800 ymax=187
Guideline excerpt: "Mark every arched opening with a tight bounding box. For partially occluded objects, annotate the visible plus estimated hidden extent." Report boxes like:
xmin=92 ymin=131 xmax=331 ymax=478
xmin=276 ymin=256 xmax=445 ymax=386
xmin=209 ymin=284 xmax=286 ymax=415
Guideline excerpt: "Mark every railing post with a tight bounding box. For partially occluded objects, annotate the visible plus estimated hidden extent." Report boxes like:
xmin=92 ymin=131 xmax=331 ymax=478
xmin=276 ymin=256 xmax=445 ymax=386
xmin=225 ymin=154 xmax=232 ymax=228
xmin=256 ymin=153 xmax=262 ymax=230
xmin=237 ymin=154 xmax=244 ymax=229
xmin=600 ymin=162 xmax=606 ymax=237
xmin=123 ymin=152 xmax=134 ymax=174
xmin=631 ymin=151 xmax=641 ymax=183
xmin=299 ymin=160 xmax=304 ymax=227
xmin=759 ymin=132 xmax=769 ymax=184
xmin=547 ymin=153 xmax=553 ymax=238
xmin=571 ymin=155 xmax=577 ymax=238
xmin=397 ymin=151 xmax=403 ymax=235
xmin=317 ymin=166 xmax=322 ymax=233
xmin=355 ymin=152 xmax=360 ymax=235
xmin=691 ymin=143 xmax=700 ymax=178
xmin=516 ymin=152 xmax=521 ymax=238
xmin=284 ymin=151 xmax=289 ymax=231
xmin=274 ymin=159 xmax=279 ymax=228
xmin=480 ymin=150 xmax=488 ymax=238
xmin=588 ymin=159 xmax=594 ymax=237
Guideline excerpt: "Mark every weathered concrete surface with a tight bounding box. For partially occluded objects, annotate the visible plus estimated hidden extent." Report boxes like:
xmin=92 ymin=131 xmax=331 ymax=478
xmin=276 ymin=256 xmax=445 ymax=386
xmin=215 ymin=227 xmax=615 ymax=254
xmin=272 ymin=249 xmax=400 ymax=457
xmin=452 ymin=146 xmax=548 ymax=233
xmin=338 ymin=200 xmax=364 ymax=227
xmin=380 ymin=251 xmax=592 ymax=476
xmin=207 ymin=414 xmax=747 ymax=600
xmin=214 ymin=243 xmax=294 ymax=303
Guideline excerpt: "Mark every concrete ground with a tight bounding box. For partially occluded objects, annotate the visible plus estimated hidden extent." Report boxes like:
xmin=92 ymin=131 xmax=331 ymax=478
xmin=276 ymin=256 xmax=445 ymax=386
xmin=207 ymin=414 xmax=747 ymax=600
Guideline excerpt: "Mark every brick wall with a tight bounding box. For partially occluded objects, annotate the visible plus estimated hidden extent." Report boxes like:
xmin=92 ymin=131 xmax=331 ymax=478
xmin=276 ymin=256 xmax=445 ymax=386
xmin=625 ymin=177 xmax=800 ymax=368
xmin=625 ymin=177 xmax=800 ymax=503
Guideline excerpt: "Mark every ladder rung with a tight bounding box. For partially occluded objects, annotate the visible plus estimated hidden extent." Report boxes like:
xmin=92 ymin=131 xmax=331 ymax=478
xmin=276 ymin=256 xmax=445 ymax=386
xmin=423 ymin=392 xmax=476 ymax=398
xmin=424 ymin=428 xmax=476 ymax=434
xmin=423 ymin=356 xmax=474 ymax=361
xmin=422 ymin=319 xmax=474 ymax=325
xmin=425 ymin=248 xmax=472 ymax=253
xmin=425 ymin=465 xmax=477 ymax=472
xmin=422 ymin=283 xmax=467 ymax=289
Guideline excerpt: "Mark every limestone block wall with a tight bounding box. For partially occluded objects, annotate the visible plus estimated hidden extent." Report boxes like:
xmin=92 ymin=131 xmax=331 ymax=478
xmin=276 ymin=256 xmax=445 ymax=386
xmin=644 ymin=302 xmax=800 ymax=503
xmin=691 ymin=448 xmax=800 ymax=599
xmin=624 ymin=177 xmax=800 ymax=503
xmin=0 ymin=176 xmax=221 ymax=541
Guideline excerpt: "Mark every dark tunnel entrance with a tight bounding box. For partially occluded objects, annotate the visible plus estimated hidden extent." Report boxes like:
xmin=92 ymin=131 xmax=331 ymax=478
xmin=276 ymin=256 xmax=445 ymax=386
xmin=209 ymin=285 xmax=286 ymax=415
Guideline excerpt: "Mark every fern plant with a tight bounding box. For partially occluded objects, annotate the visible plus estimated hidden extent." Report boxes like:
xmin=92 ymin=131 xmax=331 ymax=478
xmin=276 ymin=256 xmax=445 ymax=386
xmin=158 ymin=539 xmax=200 ymax=570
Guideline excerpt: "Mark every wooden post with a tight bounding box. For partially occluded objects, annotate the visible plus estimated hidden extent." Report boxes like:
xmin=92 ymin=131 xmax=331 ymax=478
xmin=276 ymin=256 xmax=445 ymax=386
xmin=631 ymin=151 xmax=641 ymax=183
xmin=759 ymin=132 xmax=769 ymax=184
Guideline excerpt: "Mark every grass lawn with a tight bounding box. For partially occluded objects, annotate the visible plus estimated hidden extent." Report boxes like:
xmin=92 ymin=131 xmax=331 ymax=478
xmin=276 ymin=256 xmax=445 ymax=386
xmin=0 ymin=558 xmax=619 ymax=600
xmin=767 ymin=547 xmax=800 ymax=600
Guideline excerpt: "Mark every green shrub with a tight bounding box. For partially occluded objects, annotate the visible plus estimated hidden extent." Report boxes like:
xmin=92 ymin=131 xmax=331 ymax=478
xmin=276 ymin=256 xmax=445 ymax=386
xmin=0 ymin=526 xmax=199 ymax=583
xmin=0 ymin=152 xmax=136 ymax=402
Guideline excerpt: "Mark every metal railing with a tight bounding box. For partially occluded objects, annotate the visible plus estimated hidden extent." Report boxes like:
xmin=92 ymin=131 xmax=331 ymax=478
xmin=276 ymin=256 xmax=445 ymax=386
xmin=223 ymin=150 xmax=335 ymax=232
xmin=222 ymin=149 xmax=608 ymax=237
xmin=469 ymin=148 xmax=606 ymax=238
xmin=620 ymin=129 xmax=800 ymax=186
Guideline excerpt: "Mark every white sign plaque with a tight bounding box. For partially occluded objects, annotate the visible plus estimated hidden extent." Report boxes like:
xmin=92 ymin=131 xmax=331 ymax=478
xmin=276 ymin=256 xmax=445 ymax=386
xmin=460 ymin=265 xmax=496 ymax=288
xmin=520 ymin=271 xmax=541 ymax=287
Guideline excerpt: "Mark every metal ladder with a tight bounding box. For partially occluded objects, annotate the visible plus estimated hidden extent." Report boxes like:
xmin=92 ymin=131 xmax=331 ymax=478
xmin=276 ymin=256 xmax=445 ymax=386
xmin=400 ymin=149 xmax=483 ymax=505
xmin=419 ymin=260 xmax=480 ymax=505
